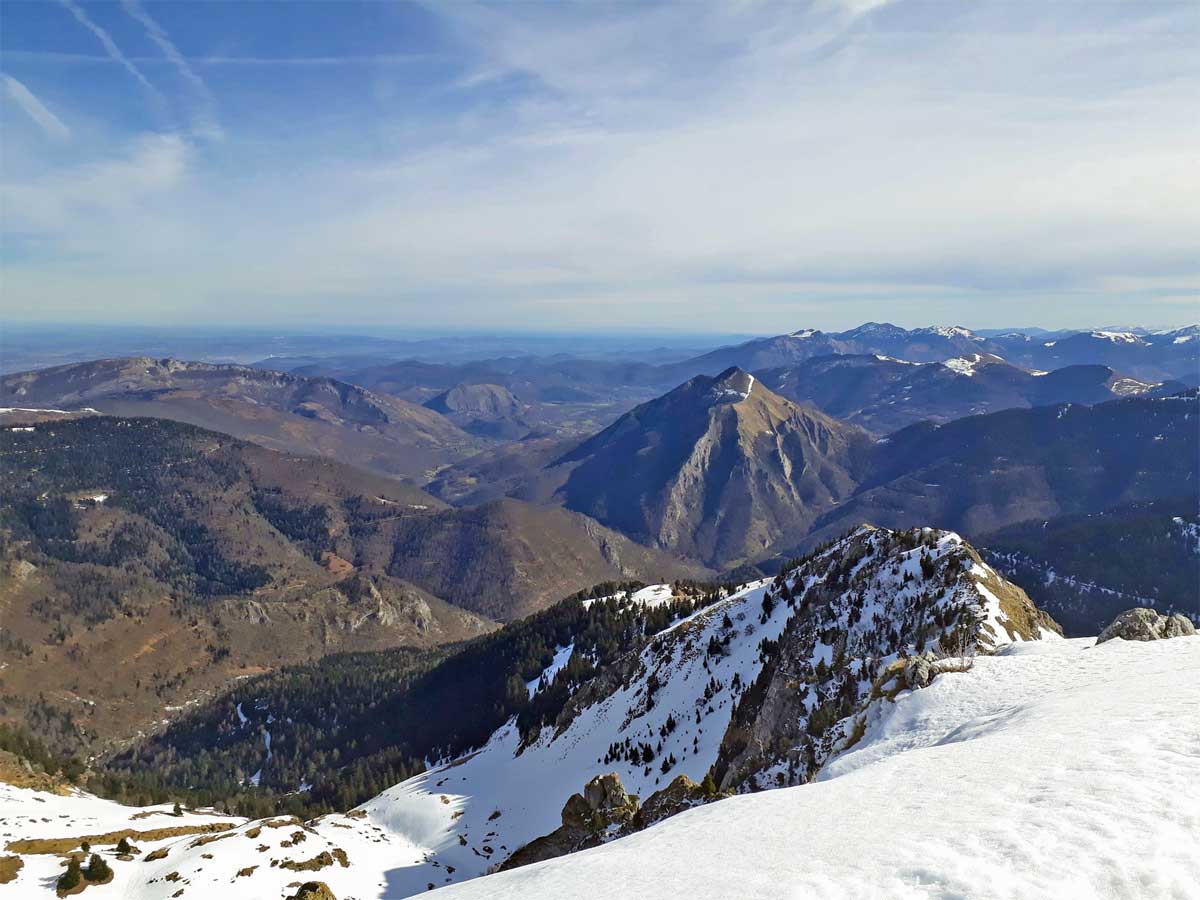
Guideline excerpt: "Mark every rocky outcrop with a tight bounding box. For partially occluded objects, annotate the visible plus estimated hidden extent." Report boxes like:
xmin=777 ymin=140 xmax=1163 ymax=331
xmin=286 ymin=883 xmax=337 ymax=900
xmin=500 ymin=774 xmax=638 ymax=871
xmin=502 ymin=771 xmax=734 ymax=873
xmin=711 ymin=526 xmax=1062 ymax=792
xmin=901 ymin=652 xmax=937 ymax=690
xmin=632 ymin=775 xmax=726 ymax=831
xmin=1096 ymin=608 xmax=1196 ymax=644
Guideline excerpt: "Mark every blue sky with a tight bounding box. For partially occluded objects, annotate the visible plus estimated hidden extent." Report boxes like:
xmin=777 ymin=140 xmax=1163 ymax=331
xmin=1 ymin=0 xmax=1196 ymax=332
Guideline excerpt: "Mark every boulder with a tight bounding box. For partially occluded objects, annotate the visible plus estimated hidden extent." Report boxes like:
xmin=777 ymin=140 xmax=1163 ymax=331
xmin=286 ymin=883 xmax=337 ymax=900
xmin=901 ymin=652 xmax=937 ymax=689
xmin=1096 ymin=608 xmax=1196 ymax=645
xmin=501 ymin=773 xmax=638 ymax=872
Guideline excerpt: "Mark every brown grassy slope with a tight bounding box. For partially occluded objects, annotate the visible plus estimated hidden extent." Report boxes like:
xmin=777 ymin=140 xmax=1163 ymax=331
xmin=0 ymin=418 xmax=492 ymax=752
xmin=355 ymin=498 xmax=714 ymax=621
xmin=0 ymin=358 xmax=483 ymax=480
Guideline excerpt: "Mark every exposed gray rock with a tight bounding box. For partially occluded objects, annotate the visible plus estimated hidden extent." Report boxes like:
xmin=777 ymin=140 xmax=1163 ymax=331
xmin=561 ymin=773 xmax=639 ymax=832
xmin=500 ymin=773 xmax=638 ymax=872
xmin=1096 ymin=608 xmax=1196 ymax=644
xmin=632 ymin=775 xmax=727 ymax=831
xmin=902 ymin=652 xmax=937 ymax=690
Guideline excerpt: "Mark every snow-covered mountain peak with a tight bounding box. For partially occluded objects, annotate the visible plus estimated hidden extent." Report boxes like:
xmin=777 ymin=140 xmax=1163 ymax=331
xmin=1091 ymin=330 xmax=1148 ymax=344
xmin=921 ymin=325 xmax=979 ymax=340
xmin=708 ymin=367 xmax=755 ymax=403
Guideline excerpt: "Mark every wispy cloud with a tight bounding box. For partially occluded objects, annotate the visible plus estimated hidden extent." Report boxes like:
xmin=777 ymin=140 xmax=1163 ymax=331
xmin=3 ymin=132 xmax=190 ymax=233
xmin=5 ymin=0 xmax=1198 ymax=330
xmin=2 ymin=74 xmax=70 ymax=140
xmin=119 ymin=0 xmax=222 ymax=140
xmin=55 ymin=0 xmax=162 ymax=101
xmin=2 ymin=50 xmax=441 ymax=67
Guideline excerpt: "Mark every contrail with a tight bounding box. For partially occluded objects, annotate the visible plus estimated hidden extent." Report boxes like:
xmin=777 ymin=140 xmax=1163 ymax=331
xmin=120 ymin=0 xmax=221 ymax=138
xmin=2 ymin=73 xmax=71 ymax=139
xmin=56 ymin=0 xmax=162 ymax=101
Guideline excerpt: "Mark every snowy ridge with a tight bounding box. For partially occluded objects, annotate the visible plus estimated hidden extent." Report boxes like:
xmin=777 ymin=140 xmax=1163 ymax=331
xmin=434 ymin=636 xmax=1200 ymax=900
xmin=1091 ymin=330 xmax=1147 ymax=344
xmin=714 ymin=526 xmax=1058 ymax=791
xmin=0 ymin=526 xmax=1061 ymax=899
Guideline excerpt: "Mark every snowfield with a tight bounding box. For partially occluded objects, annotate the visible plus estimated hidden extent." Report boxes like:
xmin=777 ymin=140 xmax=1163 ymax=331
xmin=0 ymin=789 xmax=242 ymax=896
xmin=430 ymin=636 xmax=1200 ymax=900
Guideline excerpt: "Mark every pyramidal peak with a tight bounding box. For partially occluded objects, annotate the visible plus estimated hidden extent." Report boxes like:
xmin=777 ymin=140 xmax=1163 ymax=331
xmin=708 ymin=366 xmax=755 ymax=403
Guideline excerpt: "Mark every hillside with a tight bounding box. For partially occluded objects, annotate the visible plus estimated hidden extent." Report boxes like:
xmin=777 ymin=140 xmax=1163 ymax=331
xmin=432 ymin=634 xmax=1200 ymax=900
xmin=0 ymin=358 xmax=482 ymax=480
xmin=355 ymin=498 xmax=711 ymax=620
xmin=979 ymin=499 xmax=1200 ymax=635
xmin=425 ymin=434 xmax=580 ymax=506
xmin=72 ymin=525 xmax=1059 ymax=898
xmin=0 ymin=416 xmax=490 ymax=752
xmin=0 ymin=416 xmax=712 ymax=753
xmin=550 ymin=368 xmax=873 ymax=567
xmin=802 ymin=392 xmax=1198 ymax=551
xmin=994 ymin=327 xmax=1200 ymax=382
xmin=424 ymin=383 xmax=533 ymax=440
xmin=757 ymin=354 xmax=1171 ymax=434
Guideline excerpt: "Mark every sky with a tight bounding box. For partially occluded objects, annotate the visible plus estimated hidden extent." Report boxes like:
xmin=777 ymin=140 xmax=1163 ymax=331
xmin=0 ymin=0 xmax=1197 ymax=334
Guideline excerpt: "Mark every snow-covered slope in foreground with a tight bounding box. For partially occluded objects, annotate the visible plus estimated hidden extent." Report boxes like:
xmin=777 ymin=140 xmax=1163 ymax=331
xmin=432 ymin=635 xmax=1200 ymax=900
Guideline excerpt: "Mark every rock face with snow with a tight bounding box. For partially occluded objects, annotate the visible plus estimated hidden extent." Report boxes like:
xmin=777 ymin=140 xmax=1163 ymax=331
xmin=430 ymin=635 xmax=1200 ymax=900
xmin=709 ymin=525 xmax=1060 ymax=791
xmin=1096 ymin=608 xmax=1197 ymax=644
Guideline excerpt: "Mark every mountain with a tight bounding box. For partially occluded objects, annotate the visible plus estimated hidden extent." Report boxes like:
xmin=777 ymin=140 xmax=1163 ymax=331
xmin=424 ymin=383 xmax=534 ymax=440
xmin=678 ymin=323 xmax=1198 ymax=384
xmin=548 ymin=368 xmax=873 ymax=567
xmin=429 ymin=634 xmax=1199 ymax=900
xmin=804 ymin=392 xmax=1198 ymax=548
xmin=979 ymin=499 xmax=1200 ymax=636
xmin=675 ymin=323 xmax=1004 ymax=375
xmin=352 ymin=498 xmax=713 ymax=621
xmin=0 ymin=416 xmax=490 ymax=753
xmin=989 ymin=327 xmax=1199 ymax=381
xmin=0 ymin=358 xmax=482 ymax=480
xmin=757 ymin=354 xmax=1172 ymax=433
xmin=40 ymin=525 xmax=1058 ymax=899
xmin=0 ymin=416 xmax=704 ymax=754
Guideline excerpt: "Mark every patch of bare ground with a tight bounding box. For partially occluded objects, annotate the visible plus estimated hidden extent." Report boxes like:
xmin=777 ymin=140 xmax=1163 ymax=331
xmin=0 ymin=855 xmax=23 ymax=883
xmin=6 ymin=823 xmax=234 ymax=855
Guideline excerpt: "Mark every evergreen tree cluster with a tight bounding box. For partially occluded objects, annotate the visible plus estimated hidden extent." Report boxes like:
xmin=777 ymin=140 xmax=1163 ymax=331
xmin=98 ymin=580 xmax=723 ymax=817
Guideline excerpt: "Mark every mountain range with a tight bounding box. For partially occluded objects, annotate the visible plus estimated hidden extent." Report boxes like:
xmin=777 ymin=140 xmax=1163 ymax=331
xmin=1 ymin=323 xmax=1195 ymax=860
xmin=675 ymin=323 xmax=1199 ymax=382
xmin=0 ymin=358 xmax=483 ymax=481
xmin=756 ymin=354 xmax=1177 ymax=433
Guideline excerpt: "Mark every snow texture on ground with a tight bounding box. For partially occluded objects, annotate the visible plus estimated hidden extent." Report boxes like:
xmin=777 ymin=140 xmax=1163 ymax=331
xmin=429 ymin=636 xmax=1200 ymax=900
